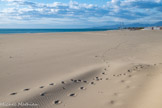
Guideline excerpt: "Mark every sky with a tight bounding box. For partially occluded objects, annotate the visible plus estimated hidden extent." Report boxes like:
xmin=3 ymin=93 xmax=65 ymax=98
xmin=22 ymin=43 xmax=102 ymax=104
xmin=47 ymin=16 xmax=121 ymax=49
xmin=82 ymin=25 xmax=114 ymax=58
xmin=0 ymin=0 xmax=162 ymax=28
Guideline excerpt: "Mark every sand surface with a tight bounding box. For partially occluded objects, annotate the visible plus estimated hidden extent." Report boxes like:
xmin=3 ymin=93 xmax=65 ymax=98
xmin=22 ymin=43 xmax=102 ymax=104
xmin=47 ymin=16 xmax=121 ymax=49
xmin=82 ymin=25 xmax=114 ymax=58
xmin=0 ymin=30 xmax=162 ymax=108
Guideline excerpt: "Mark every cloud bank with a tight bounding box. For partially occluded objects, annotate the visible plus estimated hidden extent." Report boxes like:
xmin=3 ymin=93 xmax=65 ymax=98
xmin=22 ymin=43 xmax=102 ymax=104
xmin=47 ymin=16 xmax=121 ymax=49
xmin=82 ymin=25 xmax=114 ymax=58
xmin=0 ymin=0 xmax=162 ymax=28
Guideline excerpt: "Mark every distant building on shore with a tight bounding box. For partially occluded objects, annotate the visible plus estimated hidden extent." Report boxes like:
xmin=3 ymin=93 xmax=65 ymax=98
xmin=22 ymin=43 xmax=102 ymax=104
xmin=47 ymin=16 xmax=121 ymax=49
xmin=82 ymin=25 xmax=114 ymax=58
xmin=144 ymin=26 xmax=162 ymax=30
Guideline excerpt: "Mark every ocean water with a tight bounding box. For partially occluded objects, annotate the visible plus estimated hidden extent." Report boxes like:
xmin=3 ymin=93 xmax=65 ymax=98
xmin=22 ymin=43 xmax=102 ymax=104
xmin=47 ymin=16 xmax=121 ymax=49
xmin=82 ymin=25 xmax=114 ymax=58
xmin=0 ymin=29 xmax=112 ymax=34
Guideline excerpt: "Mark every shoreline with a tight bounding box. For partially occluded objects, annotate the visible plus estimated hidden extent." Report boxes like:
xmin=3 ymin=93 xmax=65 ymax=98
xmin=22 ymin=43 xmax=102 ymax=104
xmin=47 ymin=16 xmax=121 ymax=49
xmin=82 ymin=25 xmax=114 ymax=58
xmin=0 ymin=28 xmax=113 ymax=34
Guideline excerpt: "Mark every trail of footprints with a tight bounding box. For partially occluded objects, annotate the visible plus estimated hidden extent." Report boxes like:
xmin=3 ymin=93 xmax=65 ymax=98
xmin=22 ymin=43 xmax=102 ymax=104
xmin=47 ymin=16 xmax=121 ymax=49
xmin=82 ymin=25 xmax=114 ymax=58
xmin=8 ymin=62 xmax=162 ymax=106
xmin=8 ymin=67 xmax=109 ymax=106
xmin=109 ymin=63 xmax=162 ymax=106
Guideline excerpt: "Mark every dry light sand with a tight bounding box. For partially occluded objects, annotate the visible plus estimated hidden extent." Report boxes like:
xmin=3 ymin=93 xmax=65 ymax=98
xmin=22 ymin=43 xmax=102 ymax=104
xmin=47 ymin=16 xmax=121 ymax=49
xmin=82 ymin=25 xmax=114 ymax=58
xmin=0 ymin=30 xmax=162 ymax=108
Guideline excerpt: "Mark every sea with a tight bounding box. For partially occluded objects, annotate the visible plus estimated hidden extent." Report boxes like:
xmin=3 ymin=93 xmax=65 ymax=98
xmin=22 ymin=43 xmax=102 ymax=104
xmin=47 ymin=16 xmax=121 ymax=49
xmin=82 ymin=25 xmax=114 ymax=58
xmin=0 ymin=29 xmax=114 ymax=34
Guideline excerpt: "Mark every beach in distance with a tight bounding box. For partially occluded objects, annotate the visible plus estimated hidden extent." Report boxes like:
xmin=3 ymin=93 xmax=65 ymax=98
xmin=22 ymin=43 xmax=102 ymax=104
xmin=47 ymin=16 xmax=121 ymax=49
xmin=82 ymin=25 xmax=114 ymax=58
xmin=1 ymin=30 xmax=162 ymax=108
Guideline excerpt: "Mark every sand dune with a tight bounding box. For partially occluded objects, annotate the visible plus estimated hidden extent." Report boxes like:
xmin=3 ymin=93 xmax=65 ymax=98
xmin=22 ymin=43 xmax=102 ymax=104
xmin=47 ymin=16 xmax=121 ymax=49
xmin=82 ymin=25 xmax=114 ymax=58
xmin=0 ymin=30 xmax=162 ymax=108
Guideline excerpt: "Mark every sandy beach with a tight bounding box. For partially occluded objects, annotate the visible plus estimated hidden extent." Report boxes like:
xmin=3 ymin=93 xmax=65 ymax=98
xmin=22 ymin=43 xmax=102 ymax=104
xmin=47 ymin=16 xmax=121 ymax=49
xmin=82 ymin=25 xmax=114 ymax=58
xmin=0 ymin=30 xmax=162 ymax=108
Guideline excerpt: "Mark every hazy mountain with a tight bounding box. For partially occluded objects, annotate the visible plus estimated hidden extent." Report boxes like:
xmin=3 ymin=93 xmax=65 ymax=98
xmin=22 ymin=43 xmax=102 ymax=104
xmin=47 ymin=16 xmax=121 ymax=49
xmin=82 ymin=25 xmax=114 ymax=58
xmin=93 ymin=21 xmax=162 ymax=29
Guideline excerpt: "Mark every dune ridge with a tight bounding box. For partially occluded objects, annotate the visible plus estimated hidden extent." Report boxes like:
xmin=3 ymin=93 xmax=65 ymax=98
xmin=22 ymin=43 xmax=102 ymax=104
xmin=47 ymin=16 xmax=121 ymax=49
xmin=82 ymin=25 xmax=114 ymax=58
xmin=1 ymin=30 xmax=162 ymax=108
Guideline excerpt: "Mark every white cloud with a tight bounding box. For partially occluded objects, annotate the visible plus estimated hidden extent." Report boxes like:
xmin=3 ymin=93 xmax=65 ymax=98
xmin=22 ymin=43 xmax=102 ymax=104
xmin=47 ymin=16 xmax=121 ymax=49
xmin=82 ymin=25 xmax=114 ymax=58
xmin=106 ymin=0 xmax=121 ymax=12
xmin=155 ymin=0 xmax=161 ymax=3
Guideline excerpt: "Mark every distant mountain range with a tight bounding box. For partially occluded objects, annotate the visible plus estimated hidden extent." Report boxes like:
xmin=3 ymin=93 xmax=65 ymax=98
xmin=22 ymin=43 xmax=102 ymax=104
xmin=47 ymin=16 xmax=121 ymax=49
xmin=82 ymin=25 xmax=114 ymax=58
xmin=93 ymin=21 xmax=162 ymax=29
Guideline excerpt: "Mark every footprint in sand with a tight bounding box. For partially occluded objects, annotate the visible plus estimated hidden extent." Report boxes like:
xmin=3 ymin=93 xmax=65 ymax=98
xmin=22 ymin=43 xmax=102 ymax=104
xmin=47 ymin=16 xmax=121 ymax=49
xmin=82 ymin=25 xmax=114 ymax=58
xmin=80 ymin=87 xmax=86 ymax=90
xmin=121 ymin=80 xmax=125 ymax=83
xmin=128 ymin=75 xmax=132 ymax=77
xmin=73 ymin=80 xmax=78 ymax=83
xmin=10 ymin=92 xmax=17 ymax=95
xmin=117 ymin=75 xmax=120 ymax=77
xmin=83 ymin=81 xmax=88 ymax=83
xmin=123 ymin=73 xmax=126 ymax=75
xmin=113 ymin=93 xmax=118 ymax=96
xmin=61 ymin=81 xmax=65 ymax=84
xmin=54 ymin=100 xmax=62 ymax=105
xmin=126 ymin=85 xmax=130 ymax=88
xmin=23 ymin=88 xmax=30 ymax=91
xmin=49 ymin=83 xmax=54 ymax=86
xmin=96 ymin=79 xmax=100 ymax=81
xmin=40 ymin=86 xmax=45 ymax=88
xmin=69 ymin=93 xmax=76 ymax=97
xmin=78 ymin=79 xmax=82 ymax=82
xmin=102 ymin=72 xmax=106 ymax=75
xmin=9 ymin=56 xmax=13 ymax=58
xmin=96 ymin=77 xmax=98 ymax=79
xmin=95 ymin=77 xmax=100 ymax=81
xmin=110 ymin=100 xmax=115 ymax=105
xmin=90 ymin=82 xmax=95 ymax=85
xmin=128 ymin=70 xmax=131 ymax=72
xmin=40 ymin=92 xmax=46 ymax=96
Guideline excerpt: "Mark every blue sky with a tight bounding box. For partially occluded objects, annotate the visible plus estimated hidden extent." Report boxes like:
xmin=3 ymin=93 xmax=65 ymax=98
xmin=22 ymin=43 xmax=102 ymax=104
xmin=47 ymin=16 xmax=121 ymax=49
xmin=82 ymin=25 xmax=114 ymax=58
xmin=0 ymin=0 xmax=162 ymax=28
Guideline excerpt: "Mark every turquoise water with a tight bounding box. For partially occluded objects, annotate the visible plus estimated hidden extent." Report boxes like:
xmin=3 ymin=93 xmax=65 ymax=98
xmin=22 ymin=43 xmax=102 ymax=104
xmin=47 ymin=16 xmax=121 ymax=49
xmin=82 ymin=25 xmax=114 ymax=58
xmin=0 ymin=29 xmax=113 ymax=34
